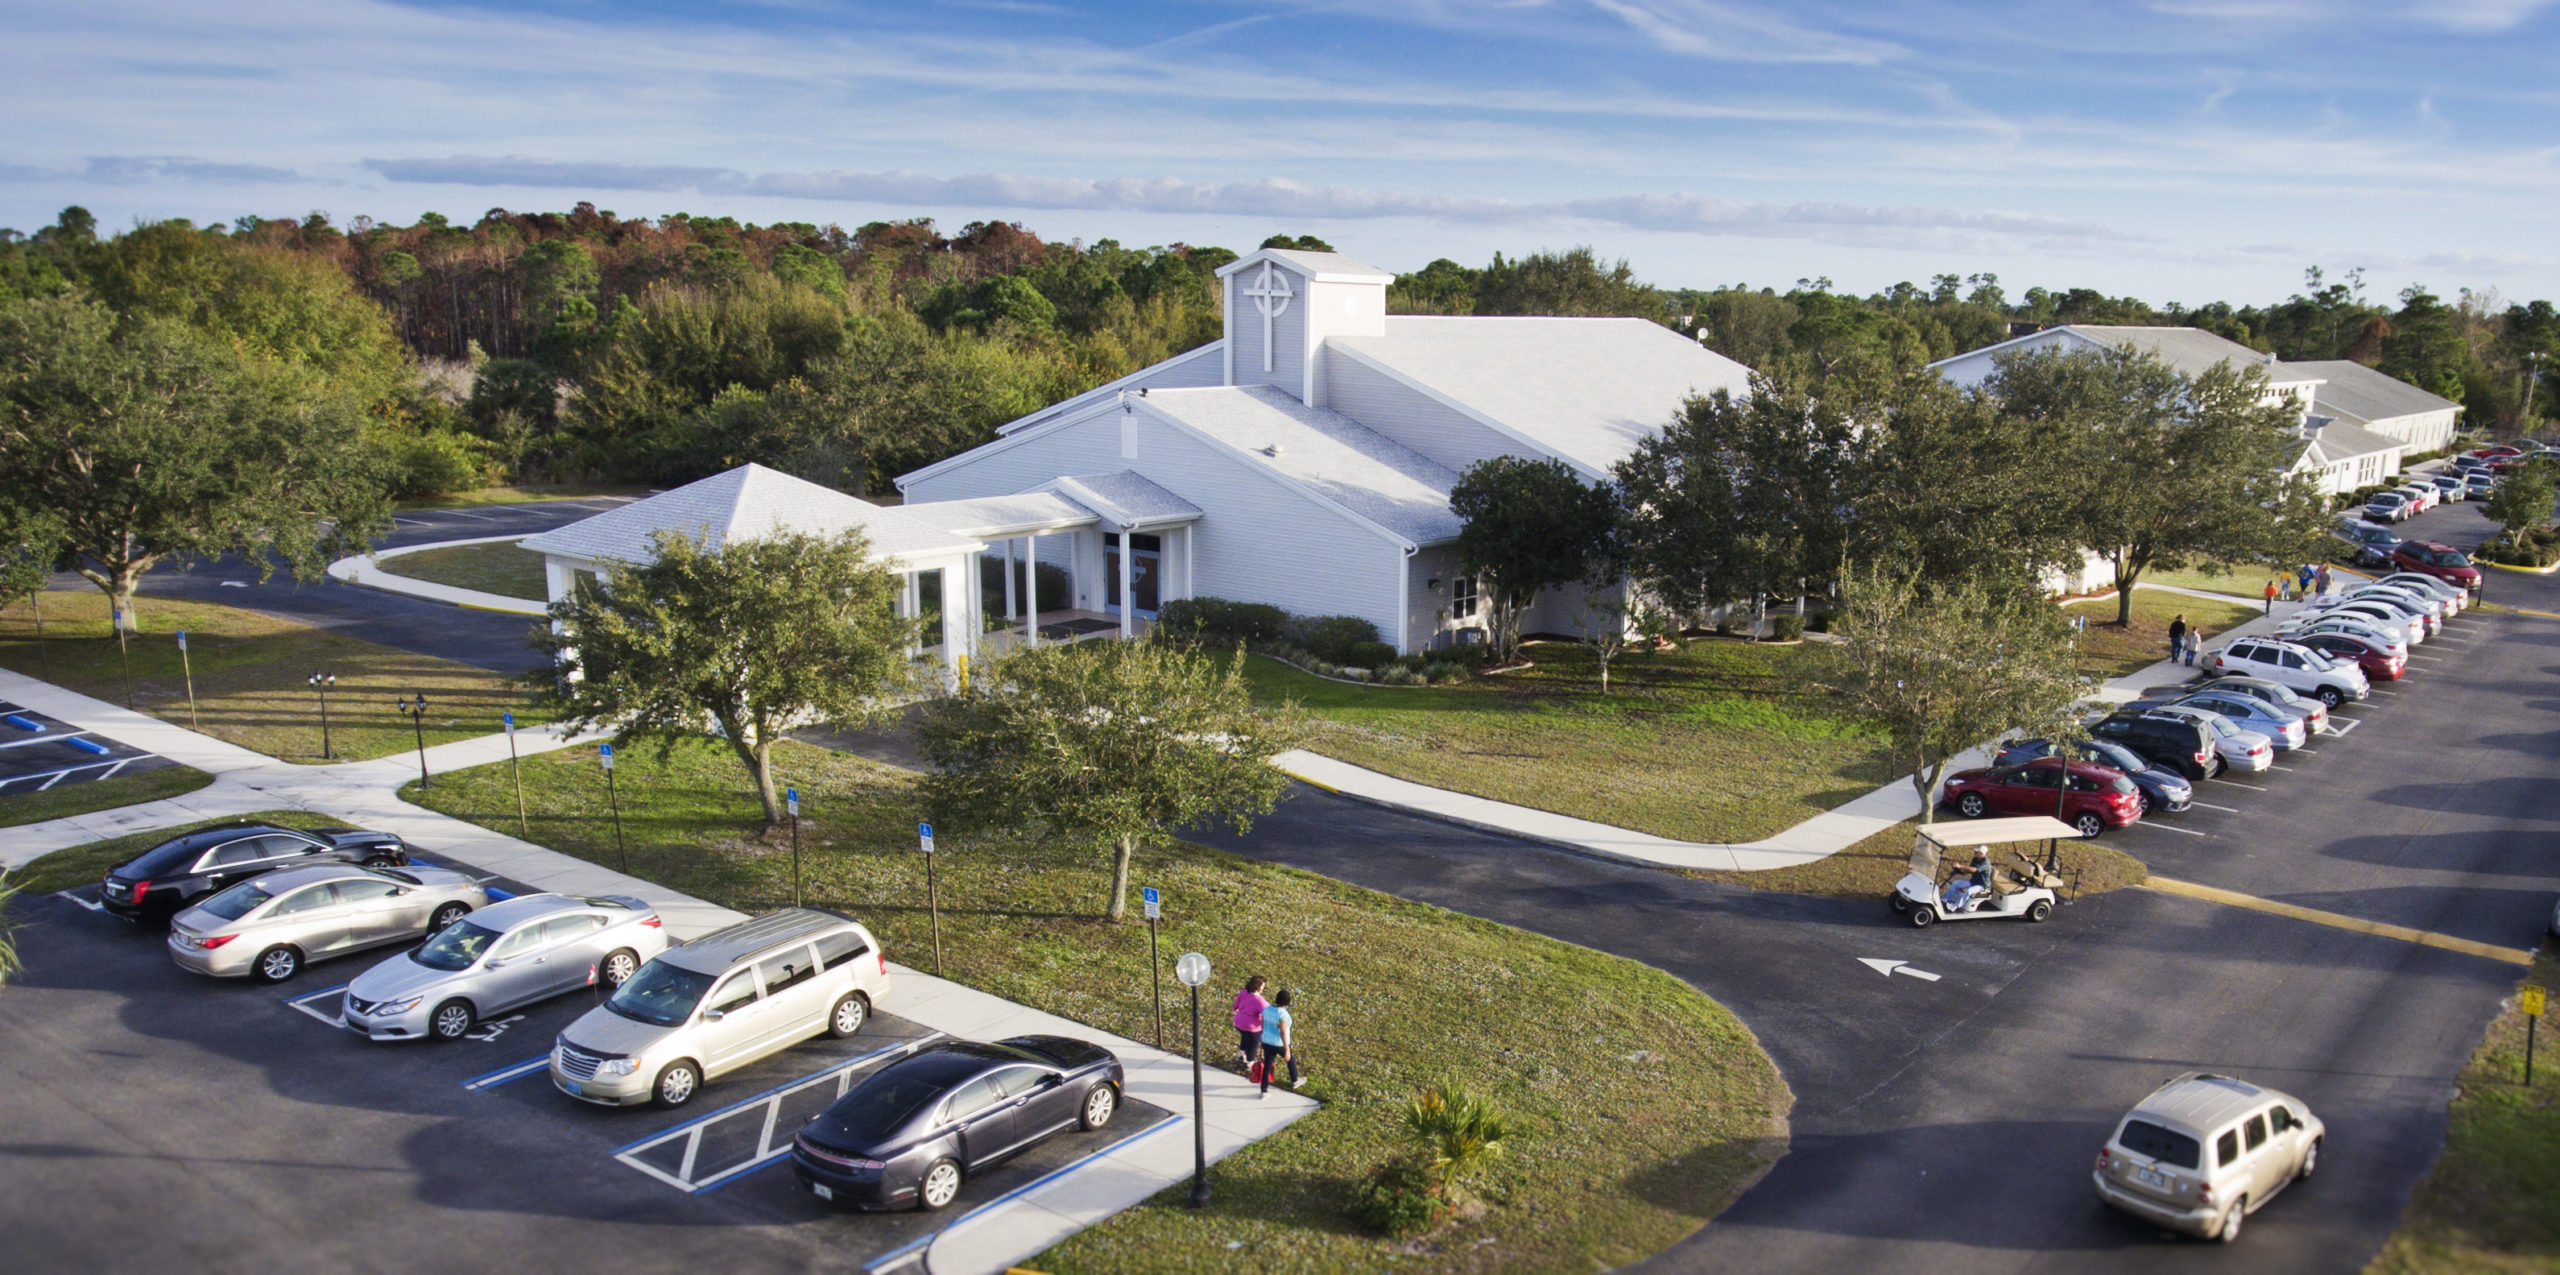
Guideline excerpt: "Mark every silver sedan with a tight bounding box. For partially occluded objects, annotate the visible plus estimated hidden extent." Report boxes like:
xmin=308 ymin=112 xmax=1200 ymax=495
xmin=169 ymin=864 xmax=488 ymax=983
xmin=342 ymin=892 xmax=670 ymax=1042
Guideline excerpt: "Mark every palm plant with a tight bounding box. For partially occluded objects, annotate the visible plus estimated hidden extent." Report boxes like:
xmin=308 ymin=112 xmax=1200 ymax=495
xmin=0 ymin=874 xmax=21 ymax=987
xmin=1401 ymin=1080 xmax=1510 ymax=1189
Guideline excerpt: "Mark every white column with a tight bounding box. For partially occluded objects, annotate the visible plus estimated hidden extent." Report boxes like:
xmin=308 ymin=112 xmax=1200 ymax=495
xmin=1024 ymin=532 xmax=1040 ymax=648
xmin=1002 ymin=538 xmax=1018 ymax=621
xmin=1067 ymin=533 xmax=1083 ymax=614
xmin=1118 ymin=530 xmax=1134 ymax=639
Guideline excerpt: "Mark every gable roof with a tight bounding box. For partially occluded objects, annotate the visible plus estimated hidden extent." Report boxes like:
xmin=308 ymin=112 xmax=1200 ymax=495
xmin=2282 ymin=360 xmax=2460 ymax=425
xmin=518 ymin=463 xmax=979 ymax=566
xmin=993 ymin=341 xmax=1225 ymax=438
xmin=1215 ymin=247 xmax=1395 ymax=282
xmin=1932 ymin=325 xmax=2321 ymax=388
xmin=1137 ymin=385 xmax=1463 ymax=546
xmin=2302 ymin=417 xmax=2406 ymax=462
xmin=1330 ymin=316 xmax=1750 ymax=476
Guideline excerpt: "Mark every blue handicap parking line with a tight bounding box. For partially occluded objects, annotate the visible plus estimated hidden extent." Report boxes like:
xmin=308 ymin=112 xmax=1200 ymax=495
xmin=611 ymin=1036 xmax=938 ymax=1158
xmin=860 ymin=1117 xmax=1184 ymax=1272
xmin=462 ymin=1055 xmax=554 ymax=1091
xmin=484 ymin=887 xmax=517 ymax=902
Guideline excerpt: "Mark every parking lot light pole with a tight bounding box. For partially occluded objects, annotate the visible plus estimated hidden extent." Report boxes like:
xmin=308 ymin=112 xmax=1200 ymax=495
xmin=309 ymin=672 xmax=336 ymax=759
xmin=393 ymin=692 xmax=429 ymax=788
xmin=1175 ymin=951 xmax=1213 ymax=1210
xmin=601 ymin=743 xmax=628 ymax=873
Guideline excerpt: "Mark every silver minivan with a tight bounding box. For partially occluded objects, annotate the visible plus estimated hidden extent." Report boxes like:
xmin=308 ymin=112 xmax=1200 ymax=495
xmin=550 ymin=908 xmax=892 ymax=1108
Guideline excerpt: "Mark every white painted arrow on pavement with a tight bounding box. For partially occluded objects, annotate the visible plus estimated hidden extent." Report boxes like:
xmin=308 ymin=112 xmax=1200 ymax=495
xmin=1859 ymin=958 xmax=1943 ymax=982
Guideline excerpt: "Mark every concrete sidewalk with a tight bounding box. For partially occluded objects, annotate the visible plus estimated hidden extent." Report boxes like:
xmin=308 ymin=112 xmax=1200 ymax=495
xmin=327 ymin=535 xmax=550 ymax=616
xmin=0 ymin=666 xmax=1312 ymax=1275
xmin=1274 ymin=590 xmax=2327 ymax=874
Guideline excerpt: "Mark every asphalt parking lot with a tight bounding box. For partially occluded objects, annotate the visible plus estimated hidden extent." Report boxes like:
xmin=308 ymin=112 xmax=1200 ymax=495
xmin=0 ymin=700 xmax=176 ymax=795
xmin=0 ymin=871 xmax=1167 ymax=1275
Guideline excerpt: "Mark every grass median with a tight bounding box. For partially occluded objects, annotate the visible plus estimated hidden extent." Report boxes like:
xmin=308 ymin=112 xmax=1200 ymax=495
xmin=2369 ymin=949 xmax=2560 ymax=1274
xmin=376 ymin=540 xmax=547 ymax=600
xmin=1235 ymin=639 xmax=1900 ymax=846
xmin=0 ymin=765 xmax=216 ymax=830
xmin=0 ymin=590 xmax=553 ymax=762
xmin=2061 ymin=590 xmax=2260 ymax=680
xmin=407 ymin=735 xmax=1792 ymax=1274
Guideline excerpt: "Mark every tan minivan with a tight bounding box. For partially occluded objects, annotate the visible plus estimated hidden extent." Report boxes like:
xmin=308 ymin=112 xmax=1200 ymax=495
xmin=2092 ymin=1072 xmax=2324 ymax=1242
xmin=550 ymin=908 xmax=891 ymax=1108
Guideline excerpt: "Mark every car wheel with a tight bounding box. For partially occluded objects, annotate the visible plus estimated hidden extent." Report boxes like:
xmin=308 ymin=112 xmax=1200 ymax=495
xmin=428 ymin=901 xmax=470 ymax=932
xmin=600 ymin=948 xmax=640 ymax=989
xmin=2298 ymin=1137 xmax=2319 ymax=1180
xmin=1887 ymin=892 xmax=1910 ymax=914
xmin=827 ymin=992 xmax=870 ymax=1039
xmin=430 ymin=999 xmax=475 ymax=1042
xmin=1957 ymin=792 xmax=1987 ymax=818
xmin=919 ymin=1157 xmax=963 ymax=1211
xmin=252 ymin=944 xmax=302 ymax=984
xmin=2318 ymin=687 xmax=2345 ymax=709
xmin=1909 ymin=906 xmax=1935 ymax=929
xmin=653 ymin=1061 xmax=701 ymax=1109
xmin=2213 ymin=756 xmax=2227 ymax=778
xmin=2217 ymin=1198 xmax=2246 ymax=1243
xmin=1080 ymin=1083 xmax=1118 ymax=1131
xmin=2137 ymin=791 xmax=2152 ymax=817
xmin=2073 ymin=812 xmax=2104 ymax=839
xmin=2027 ymin=898 xmax=2054 ymax=923
xmin=363 ymin=854 xmax=398 ymax=869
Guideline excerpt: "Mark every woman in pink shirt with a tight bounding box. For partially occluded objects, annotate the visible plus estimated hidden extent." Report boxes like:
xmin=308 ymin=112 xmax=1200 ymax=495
xmin=1232 ymin=975 xmax=1268 ymax=1071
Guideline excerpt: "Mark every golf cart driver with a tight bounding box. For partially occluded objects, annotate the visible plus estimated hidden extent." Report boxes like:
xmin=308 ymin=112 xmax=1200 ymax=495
xmin=1891 ymin=818 xmax=2083 ymax=929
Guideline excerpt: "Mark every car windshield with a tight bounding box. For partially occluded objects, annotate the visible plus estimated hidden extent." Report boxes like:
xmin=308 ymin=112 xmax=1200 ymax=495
xmin=197 ymin=880 xmax=277 ymax=922
xmin=411 ymin=920 xmax=501 ymax=972
xmin=605 ymin=962 xmax=717 ymax=1027
xmin=2107 ymin=775 xmax=2137 ymax=794
xmin=2430 ymin=548 xmax=2471 ymax=567
xmin=826 ymin=1072 xmax=951 ymax=1144
xmin=2118 ymin=1119 xmax=2202 ymax=1169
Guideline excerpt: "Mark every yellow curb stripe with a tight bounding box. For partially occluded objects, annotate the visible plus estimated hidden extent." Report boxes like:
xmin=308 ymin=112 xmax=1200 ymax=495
xmin=1278 ymin=767 xmax=1341 ymax=795
xmin=2489 ymin=558 xmax=2560 ymax=575
xmin=2143 ymin=875 xmax=2534 ymax=966
xmin=2509 ymin=607 xmax=2560 ymax=621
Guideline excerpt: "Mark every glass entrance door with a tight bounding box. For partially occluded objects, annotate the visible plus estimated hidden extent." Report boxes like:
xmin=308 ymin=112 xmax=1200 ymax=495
xmin=1104 ymin=532 xmax=1161 ymax=617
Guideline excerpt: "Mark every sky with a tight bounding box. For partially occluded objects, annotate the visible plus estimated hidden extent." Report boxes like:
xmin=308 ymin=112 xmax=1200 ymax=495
xmin=5 ymin=0 xmax=2559 ymax=309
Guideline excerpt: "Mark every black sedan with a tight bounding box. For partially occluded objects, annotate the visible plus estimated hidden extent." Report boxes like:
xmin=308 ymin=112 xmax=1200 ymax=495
xmin=101 ymin=821 xmax=411 ymax=927
xmin=792 ymin=1036 xmax=1124 ymax=1211
xmin=1995 ymin=737 xmax=2195 ymax=816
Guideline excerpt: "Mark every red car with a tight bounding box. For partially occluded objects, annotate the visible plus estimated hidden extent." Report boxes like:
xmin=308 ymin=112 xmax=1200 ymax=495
xmin=1941 ymin=757 xmax=2143 ymax=838
xmin=2467 ymin=445 xmax=2521 ymax=459
xmin=2389 ymin=540 xmax=2483 ymax=590
xmin=2290 ymin=630 xmax=2406 ymax=681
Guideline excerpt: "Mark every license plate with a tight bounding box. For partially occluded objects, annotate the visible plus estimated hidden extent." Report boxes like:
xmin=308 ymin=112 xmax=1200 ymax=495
xmin=561 ymin=1079 xmax=583 ymax=1096
xmin=810 ymin=1184 xmax=833 ymax=1201
xmin=2135 ymin=1168 xmax=2167 ymax=1188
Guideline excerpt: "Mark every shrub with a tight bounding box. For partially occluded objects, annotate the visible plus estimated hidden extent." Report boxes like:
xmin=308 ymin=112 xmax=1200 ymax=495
xmin=1403 ymin=1079 xmax=1510 ymax=1189
xmin=1154 ymin=596 xmax=1292 ymax=647
xmin=385 ymin=428 xmax=494 ymax=498
xmin=1347 ymin=640 xmax=1397 ymax=670
xmin=1772 ymin=614 xmax=1806 ymax=641
xmin=1348 ymin=1155 xmax=1448 ymax=1238
xmin=1296 ymin=614 xmax=1382 ymax=664
xmin=1806 ymin=611 xmax=1832 ymax=634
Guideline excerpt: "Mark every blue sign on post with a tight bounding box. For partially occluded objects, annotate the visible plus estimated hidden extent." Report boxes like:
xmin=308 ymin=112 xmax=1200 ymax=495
xmin=503 ymin=710 xmax=514 ymax=733
xmin=176 ymin=630 xmax=187 ymax=651
xmin=599 ymin=743 xmax=614 ymax=770
xmin=1142 ymin=886 xmax=1161 ymax=921
xmin=918 ymin=822 xmax=935 ymax=854
xmin=787 ymin=787 xmax=799 ymax=817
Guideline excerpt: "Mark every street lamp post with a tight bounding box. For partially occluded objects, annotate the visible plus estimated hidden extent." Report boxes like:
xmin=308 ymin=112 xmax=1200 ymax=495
xmin=392 ymin=693 xmax=430 ymax=789
xmin=308 ymin=672 xmax=337 ymax=759
xmin=1174 ymin=951 xmax=1213 ymax=1210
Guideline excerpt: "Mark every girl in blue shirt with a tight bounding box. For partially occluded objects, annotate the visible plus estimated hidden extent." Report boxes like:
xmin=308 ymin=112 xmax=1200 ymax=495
xmin=1258 ymin=988 xmax=1300 ymax=1094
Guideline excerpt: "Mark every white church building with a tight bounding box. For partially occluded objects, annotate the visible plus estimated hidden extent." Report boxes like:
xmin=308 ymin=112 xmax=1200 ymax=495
xmin=525 ymin=246 xmax=1751 ymax=662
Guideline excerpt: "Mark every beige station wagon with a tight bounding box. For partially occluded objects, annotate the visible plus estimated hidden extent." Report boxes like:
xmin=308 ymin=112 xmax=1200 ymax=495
xmin=2092 ymin=1072 xmax=2324 ymax=1242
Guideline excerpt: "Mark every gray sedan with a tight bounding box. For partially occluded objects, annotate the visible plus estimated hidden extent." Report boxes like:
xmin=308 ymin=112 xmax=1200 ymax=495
xmin=169 ymin=864 xmax=488 ymax=983
xmin=2169 ymin=689 xmax=2311 ymax=751
xmin=342 ymin=892 xmax=670 ymax=1042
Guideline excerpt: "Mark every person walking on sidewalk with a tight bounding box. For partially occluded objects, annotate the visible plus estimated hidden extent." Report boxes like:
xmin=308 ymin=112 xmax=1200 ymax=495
xmin=2168 ymin=614 xmax=2188 ymax=666
xmin=2314 ymin=562 xmax=2331 ymax=595
xmin=2184 ymin=626 xmax=2203 ymax=666
xmin=1233 ymin=975 xmax=1269 ymax=1071
xmin=1258 ymin=988 xmax=1301 ymax=1095
xmin=2264 ymin=579 xmax=2279 ymax=613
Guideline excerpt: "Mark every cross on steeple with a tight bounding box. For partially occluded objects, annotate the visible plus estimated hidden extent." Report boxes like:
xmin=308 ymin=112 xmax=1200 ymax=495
xmin=1242 ymin=262 xmax=1294 ymax=373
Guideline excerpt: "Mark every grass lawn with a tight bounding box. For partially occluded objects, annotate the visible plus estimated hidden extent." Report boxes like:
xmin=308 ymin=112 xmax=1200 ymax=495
xmin=6 ymin=809 xmax=317 ymax=893
xmin=377 ymin=539 xmax=548 ymax=600
xmin=1681 ymin=817 xmax=2149 ymax=900
xmin=0 ymin=765 xmax=216 ymax=830
xmin=0 ymin=590 xmax=553 ymax=763
xmin=2135 ymin=561 xmax=2293 ymax=600
xmin=2369 ymin=949 xmax=2560 ymax=1274
xmin=398 ymin=483 xmax=649 ymax=509
xmin=1236 ymin=639 xmax=1901 ymax=846
xmin=408 ymin=736 xmax=1792 ymax=1274
xmin=2060 ymin=591 xmax=2260 ymax=679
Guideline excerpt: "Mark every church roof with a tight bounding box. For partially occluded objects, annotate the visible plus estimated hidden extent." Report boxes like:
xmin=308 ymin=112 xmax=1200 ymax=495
xmin=1137 ymin=385 xmax=1464 ymax=546
xmin=519 ymin=463 xmax=979 ymax=566
xmin=1931 ymin=324 xmax=2323 ymax=388
xmin=899 ymin=472 xmax=1204 ymax=538
xmin=2282 ymin=360 xmax=2460 ymax=425
xmin=1215 ymin=247 xmax=1394 ymax=282
xmin=1330 ymin=316 xmax=1751 ymax=476
xmin=2301 ymin=416 xmax=2406 ymax=462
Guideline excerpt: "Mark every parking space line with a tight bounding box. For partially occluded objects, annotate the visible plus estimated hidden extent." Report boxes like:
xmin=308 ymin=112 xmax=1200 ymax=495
xmin=2133 ymin=821 xmax=2209 ymax=837
xmin=2187 ymin=801 xmax=2241 ymax=814
xmin=2371 ymin=689 xmax=2400 ymax=696
xmin=461 ymin=1056 xmax=553 ymax=1090
xmin=2265 ymin=763 xmax=2295 ymax=771
xmin=53 ymin=890 xmax=103 ymax=912
xmin=284 ymin=983 xmax=357 ymax=1031
xmin=2326 ymin=719 xmax=2362 ymax=735
xmin=862 ymin=1116 xmax=1187 ymax=1274
xmin=612 ymin=1033 xmax=948 ymax=1194
xmin=2207 ymin=778 xmax=2267 ymax=791
xmin=2143 ymin=875 xmax=2535 ymax=967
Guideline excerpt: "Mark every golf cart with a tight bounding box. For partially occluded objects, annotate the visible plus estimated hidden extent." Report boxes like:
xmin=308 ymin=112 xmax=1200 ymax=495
xmin=1889 ymin=817 xmax=2084 ymax=929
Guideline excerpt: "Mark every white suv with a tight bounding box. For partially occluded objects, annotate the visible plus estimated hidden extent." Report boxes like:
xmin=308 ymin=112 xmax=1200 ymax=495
xmin=2202 ymin=638 xmax=2369 ymax=708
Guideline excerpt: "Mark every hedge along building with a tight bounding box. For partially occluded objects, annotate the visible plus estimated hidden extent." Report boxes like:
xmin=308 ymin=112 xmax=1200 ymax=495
xmin=896 ymin=246 xmax=1751 ymax=654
